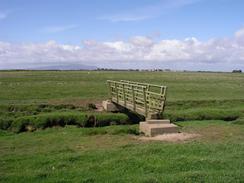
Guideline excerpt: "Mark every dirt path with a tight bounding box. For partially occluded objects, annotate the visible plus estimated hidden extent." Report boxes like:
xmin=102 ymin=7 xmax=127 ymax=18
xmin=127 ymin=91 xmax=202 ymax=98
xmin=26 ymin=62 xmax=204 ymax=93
xmin=138 ymin=132 xmax=200 ymax=142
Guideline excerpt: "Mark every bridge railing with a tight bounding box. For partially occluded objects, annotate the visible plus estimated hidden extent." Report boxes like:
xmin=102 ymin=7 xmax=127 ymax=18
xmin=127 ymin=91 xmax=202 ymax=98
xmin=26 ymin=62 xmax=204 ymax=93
xmin=107 ymin=80 xmax=167 ymax=117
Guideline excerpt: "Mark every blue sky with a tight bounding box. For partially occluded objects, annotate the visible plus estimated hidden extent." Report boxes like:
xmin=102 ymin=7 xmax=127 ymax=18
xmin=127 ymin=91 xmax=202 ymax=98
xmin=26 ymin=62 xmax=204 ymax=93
xmin=1 ymin=0 xmax=243 ymax=43
xmin=0 ymin=0 xmax=244 ymax=70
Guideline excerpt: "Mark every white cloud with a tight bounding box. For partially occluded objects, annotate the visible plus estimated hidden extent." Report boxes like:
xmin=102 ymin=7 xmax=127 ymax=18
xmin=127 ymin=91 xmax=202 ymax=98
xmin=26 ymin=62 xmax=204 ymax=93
xmin=0 ymin=28 xmax=244 ymax=71
xmin=130 ymin=36 xmax=154 ymax=46
xmin=104 ymin=41 xmax=133 ymax=52
xmin=41 ymin=24 xmax=79 ymax=33
xmin=235 ymin=28 xmax=244 ymax=38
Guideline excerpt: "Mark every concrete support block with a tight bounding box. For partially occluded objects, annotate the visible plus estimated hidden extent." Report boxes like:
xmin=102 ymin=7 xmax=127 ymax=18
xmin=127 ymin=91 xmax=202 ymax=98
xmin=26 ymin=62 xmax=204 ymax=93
xmin=102 ymin=100 xmax=119 ymax=112
xmin=146 ymin=119 xmax=170 ymax=124
xmin=139 ymin=122 xmax=150 ymax=136
xmin=139 ymin=119 xmax=178 ymax=137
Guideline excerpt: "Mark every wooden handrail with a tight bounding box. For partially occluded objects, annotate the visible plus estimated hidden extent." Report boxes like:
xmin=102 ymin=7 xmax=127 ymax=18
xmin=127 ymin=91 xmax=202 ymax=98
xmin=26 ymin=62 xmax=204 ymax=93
xmin=107 ymin=80 xmax=167 ymax=117
xmin=120 ymin=80 xmax=166 ymax=89
xmin=120 ymin=80 xmax=166 ymax=94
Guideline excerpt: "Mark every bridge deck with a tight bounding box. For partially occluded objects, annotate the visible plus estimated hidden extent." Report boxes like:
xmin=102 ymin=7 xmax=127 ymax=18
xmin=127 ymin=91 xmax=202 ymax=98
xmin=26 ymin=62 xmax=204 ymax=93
xmin=107 ymin=80 xmax=167 ymax=118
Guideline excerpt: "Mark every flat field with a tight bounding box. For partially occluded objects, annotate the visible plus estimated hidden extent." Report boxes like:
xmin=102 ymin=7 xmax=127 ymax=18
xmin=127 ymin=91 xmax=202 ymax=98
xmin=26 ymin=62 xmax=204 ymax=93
xmin=0 ymin=71 xmax=244 ymax=104
xmin=0 ymin=71 xmax=244 ymax=182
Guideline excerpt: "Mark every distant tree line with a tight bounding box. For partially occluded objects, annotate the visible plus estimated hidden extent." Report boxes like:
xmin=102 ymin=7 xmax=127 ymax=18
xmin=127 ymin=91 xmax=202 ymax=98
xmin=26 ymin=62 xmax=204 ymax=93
xmin=232 ymin=69 xmax=242 ymax=73
xmin=96 ymin=68 xmax=172 ymax=72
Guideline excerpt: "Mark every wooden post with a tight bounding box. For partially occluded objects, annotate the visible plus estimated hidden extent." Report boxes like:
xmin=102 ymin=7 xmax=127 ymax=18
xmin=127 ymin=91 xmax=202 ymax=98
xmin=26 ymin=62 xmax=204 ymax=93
xmin=148 ymin=93 xmax=151 ymax=112
xmin=146 ymin=85 xmax=150 ymax=101
xmin=122 ymin=84 xmax=126 ymax=107
xmin=147 ymin=84 xmax=150 ymax=91
xmin=162 ymin=86 xmax=167 ymax=113
xmin=115 ymin=83 xmax=119 ymax=103
xmin=132 ymin=85 xmax=136 ymax=111
xmin=107 ymin=81 xmax=112 ymax=100
xmin=160 ymin=86 xmax=164 ymax=94
xmin=143 ymin=87 xmax=148 ymax=117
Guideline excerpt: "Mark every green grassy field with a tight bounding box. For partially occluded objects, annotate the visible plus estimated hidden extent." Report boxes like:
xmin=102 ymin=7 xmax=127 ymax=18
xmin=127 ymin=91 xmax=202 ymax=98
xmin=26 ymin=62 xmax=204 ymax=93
xmin=1 ymin=71 xmax=244 ymax=104
xmin=1 ymin=71 xmax=243 ymax=125
xmin=0 ymin=121 xmax=243 ymax=182
xmin=0 ymin=71 xmax=244 ymax=182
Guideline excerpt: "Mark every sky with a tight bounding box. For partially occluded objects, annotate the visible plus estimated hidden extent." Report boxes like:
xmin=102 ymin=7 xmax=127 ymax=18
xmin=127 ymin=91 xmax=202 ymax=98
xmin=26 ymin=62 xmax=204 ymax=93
xmin=0 ymin=0 xmax=244 ymax=71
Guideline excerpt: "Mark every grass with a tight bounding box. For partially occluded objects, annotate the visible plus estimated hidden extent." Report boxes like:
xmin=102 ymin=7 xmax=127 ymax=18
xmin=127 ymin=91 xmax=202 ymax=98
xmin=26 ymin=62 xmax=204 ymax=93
xmin=0 ymin=71 xmax=243 ymax=104
xmin=0 ymin=71 xmax=243 ymax=129
xmin=0 ymin=71 xmax=244 ymax=182
xmin=0 ymin=110 xmax=130 ymax=132
xmin=0 ymin=121 xmax=243 ymax=182
xmin=10 ymin=112 xmax=129 ymax=133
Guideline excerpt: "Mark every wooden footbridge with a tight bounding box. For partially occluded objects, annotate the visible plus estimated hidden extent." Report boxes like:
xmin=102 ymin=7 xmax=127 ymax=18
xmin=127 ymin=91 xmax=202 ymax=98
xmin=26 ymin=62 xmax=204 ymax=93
xmin=107 ymin=80 xmax=167 ymax=118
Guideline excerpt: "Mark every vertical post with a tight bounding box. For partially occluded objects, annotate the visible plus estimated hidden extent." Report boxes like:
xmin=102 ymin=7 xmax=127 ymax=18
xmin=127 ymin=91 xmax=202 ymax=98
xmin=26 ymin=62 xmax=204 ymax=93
xmin=132 ymin=85 xmax=136 ymax=111
xmin=107 ymin=81 xmax=112 ymax=100
xmin=147 ymin=84 xmax=150 ymax=91
xmin=146 ymin=85 xmax=150 ymax=101
xmin=115 ymin=83 xmax=119 ymax=103
xmin=122 ymin=84 xmax=126 ymax=107
xmin=162 ymin=86 xmax=167 ymax=115
xmin=148 ymin=93 xmax=151 ymax=112
xmin=160 ymin=86 xmax=164 ymax=94
xmin=143 ymin=87 xmax=148 ymax=117
xmin=163 ymin=86 xmax=167 ymax=96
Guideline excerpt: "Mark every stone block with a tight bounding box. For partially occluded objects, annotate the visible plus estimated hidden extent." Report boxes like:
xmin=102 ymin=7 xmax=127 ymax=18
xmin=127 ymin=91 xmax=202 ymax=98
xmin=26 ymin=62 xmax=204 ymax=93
xmin=139 ymin=119 xmax=178 ymax=137
xmin=146 ymin=119 xmax=170 ymax=124
xmin=102 ymin=100 xmax=119 ymax=112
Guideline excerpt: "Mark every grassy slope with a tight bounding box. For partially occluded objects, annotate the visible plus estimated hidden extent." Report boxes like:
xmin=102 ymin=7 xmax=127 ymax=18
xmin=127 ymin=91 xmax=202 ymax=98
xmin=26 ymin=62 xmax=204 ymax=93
xmin=0 ymin=121 xmax=243 ymax=183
